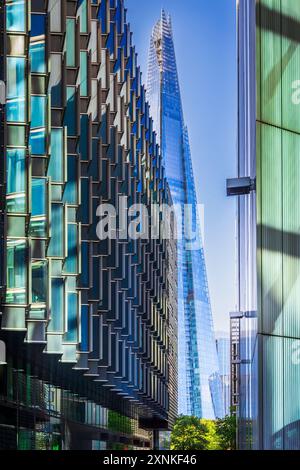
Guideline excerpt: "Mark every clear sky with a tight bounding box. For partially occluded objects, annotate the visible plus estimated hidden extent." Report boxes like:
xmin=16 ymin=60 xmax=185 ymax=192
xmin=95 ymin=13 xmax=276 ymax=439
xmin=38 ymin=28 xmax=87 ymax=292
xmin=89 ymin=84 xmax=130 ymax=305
xmin=125 ymin=0 xmax=237 ymax=332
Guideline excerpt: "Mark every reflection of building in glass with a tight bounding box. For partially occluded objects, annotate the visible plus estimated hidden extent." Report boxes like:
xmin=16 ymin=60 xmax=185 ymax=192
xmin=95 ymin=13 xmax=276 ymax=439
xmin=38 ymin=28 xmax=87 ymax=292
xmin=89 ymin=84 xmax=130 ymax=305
xmin=231 ymin=0 xmax=300 ymax=450
xmin=147 ymin=10 xmax=222 ymax=419
xmin=0 ymin=0 xmax=177 ymax=450
xmin=216 ymin=333 xmax=231 ymax=417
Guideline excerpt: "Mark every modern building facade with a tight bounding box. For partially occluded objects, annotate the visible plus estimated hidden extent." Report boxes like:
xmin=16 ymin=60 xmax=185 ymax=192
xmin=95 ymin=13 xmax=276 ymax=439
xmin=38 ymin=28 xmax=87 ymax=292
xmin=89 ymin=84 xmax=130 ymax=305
xmin=0 ymin=0 xmax=178 ymax=450
xmin=216 ymin=333 xmax=231 ymax=417
xmin=232 ymin=0 xmax=300 ymax=450
xmin=147 ymin=10 xmax=223 ymax=419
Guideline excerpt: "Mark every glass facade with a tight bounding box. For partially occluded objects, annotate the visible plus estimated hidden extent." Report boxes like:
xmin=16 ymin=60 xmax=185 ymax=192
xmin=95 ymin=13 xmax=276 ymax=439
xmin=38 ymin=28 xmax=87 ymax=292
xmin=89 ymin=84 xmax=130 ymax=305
xmin=237 ymin=0 xmax=300 ymax=449
xmin=147 ymin=11 xmax=222 ymax=419
xmin=0 ymin=0 xmax=177 ymax=450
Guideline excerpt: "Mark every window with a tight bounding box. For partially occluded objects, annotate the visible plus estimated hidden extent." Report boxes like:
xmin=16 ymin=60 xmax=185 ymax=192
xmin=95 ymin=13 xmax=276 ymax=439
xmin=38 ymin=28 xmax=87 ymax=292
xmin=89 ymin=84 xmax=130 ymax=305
xmin=80 ymin=115 xmax=89 ymax=160
xmin=78 ymin=0 xmax=88 ymax=33
xmin=65 ymin=293 xmax=78 ymax=342
xmin=49 ymin=54 xmax=62 ymax=106
xmin=48 ymin=128 xmax=64 ymax=182
xmin=30 ymin=178 xmax=47 ymax=237
xmin=64 ymin=224 xmax=78 ymax=274
xmin=48 ymin=204 xmax=64 ymax=258
xmin=80 ymin=51 xmax=88 ymax=96
xmin=7 ymin=57 xmax=26 ymax=122
xmin=63 ymin=155 xmax=78 ymax=204
xmin=48 ymin=0 xmax=61 ymax=32
xmin=6 ymin=148 xmax=26 ymax=213
xmin=66 ymin=19 xmax=76 ymax=67
xmin=29 ymin=14 xmax=46 ymax=73
xmin=6 ymin=239 xmax=26 ymax=304
xmin=64 ymin=87 xmax=76 ymax=135
xmin=49 ymin=278 xmax=64 ymax=332
xmin=32 ymin=260 xmax=47 ymax=304
xmin=6 ymin=0 xmax=26 ymax=32
xmin=31 ymin=96 xmax=46 ymax=128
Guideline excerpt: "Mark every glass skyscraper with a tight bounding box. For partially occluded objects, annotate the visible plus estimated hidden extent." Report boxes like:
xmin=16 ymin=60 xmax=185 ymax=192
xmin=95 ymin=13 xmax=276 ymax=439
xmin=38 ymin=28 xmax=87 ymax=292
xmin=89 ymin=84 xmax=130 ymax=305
xmin=0 ymin=0 xmax=177 ymax=450
xmin=234 ymin=0 xmax=300 ymax=450
xmin=147 ymin=10 xmax=222 ymax=419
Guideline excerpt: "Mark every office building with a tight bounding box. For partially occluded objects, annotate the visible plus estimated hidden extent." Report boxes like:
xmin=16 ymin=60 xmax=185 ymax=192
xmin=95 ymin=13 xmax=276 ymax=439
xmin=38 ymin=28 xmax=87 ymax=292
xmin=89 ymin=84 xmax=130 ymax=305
xmin=147 ymin=10 xmax=222 ymax=419
xmin=0 ymin=0 xmax=177 ymax=450
xmin=229 ymin=0 xmax=300 ymax=449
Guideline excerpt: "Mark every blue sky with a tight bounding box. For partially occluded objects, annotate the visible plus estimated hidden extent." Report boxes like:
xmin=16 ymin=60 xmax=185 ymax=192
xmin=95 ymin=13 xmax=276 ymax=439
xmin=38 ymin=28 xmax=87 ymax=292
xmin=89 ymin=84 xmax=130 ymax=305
xmin=126 ymin=0 xmax=237 ymax=332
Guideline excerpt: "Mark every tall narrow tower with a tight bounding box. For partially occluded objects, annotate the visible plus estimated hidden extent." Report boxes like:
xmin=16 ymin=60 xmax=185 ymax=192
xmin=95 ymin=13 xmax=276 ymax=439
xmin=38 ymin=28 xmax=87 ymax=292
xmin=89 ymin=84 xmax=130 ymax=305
xmin=147 ymin=10 xmax=223 ymax=418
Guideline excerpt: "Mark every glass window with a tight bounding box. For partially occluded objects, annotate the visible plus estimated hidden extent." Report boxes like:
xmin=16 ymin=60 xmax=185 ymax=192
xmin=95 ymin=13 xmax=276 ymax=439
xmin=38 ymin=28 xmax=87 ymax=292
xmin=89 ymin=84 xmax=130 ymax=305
xmin=66 ymin=18 xmax=76 ymax=67
xmin=48 ymin=128 xmax=64 ymax=182
xmin=29 ymin=129 xmax=46 ymax=155
xmin=6 ymin=149 xmax=26 ymax=213
xmin=78 ymin=0 xmax=88 ymax=33
xmin=64 ymin=87 xmax=76 ymax=135
xmin=32 ymin=260 xmax=47 ymax=304
xmin=31 ymin=96 xmax=46 ymax=128
xmin=6 ymin=0 xmax=26 ymax=32
xmin=49 ymin=54 xmax=62 ymax=106
xmin=81 ymin=242 xmax=89 ymax=287
xmin=49 ymin=278 xmax=64 ymax=332
xmin=63 ymin=155 xmax=77 ymax=204
xmin=7 ymin=57 xmax=26 ymax=122
xmin=6 ymin=239 xmax=26 ymax=304
xmin=65 ymin=293 xmax=78 ymax=342
xmin=29 ymin=14 xmax=46 ymax=73
xmin=64 ymin=224 xmax=78 ymax=274
xmin=80 ymin=115 xmax=89 ymax=160
xmin=48 ymin=0 xmax=61 ymax=32
xmin=81 ymin=306 xmax=89 ymax=351
xmin=7 ymin=125 xmax=26 ymax=146
xmin=80 ymin=51 xmax=88 ymax=96
xmin=30 ymin=178 xmax=47 ymax=238
xmin=47 ymin=203 xmax=64 ymax=258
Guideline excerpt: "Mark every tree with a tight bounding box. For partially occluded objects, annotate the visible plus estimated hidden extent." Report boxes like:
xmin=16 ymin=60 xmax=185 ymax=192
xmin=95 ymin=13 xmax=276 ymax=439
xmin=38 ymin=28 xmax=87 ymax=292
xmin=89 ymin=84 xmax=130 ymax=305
xmin=170 ymin=416 xmax=221 ymax=451
xmin=216 ymin=412 xmax=237 ymax=450
xmin=170 ymin=413 xmax=237 ymax=451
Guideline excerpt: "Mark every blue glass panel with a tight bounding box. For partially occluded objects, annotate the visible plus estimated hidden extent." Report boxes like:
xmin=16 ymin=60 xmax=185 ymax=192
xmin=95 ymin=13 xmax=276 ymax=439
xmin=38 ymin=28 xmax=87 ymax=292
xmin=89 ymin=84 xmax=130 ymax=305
xmin=6 ymin=0 xmax=25 ymax=32
xmin=29 ymin=129 xmax=46 ymax=155
xmin=48 ymin=128 xmax=63 ymax=182
xmin=80 ymin=51 xmax=88 ymax=96
xmin=31 ymin=96 xmax=46 ymax=128
xmin=29 ymin=42 xmax=46 ymax=73
xmin=29 ymin=14 xmax=46 ymax=73
xmin=49 ymin=278 xmax=64 ymax=332
xmin=32 ymin=260 xmax=47 ymax=304
xmin=66 ymin=18 xmax=76 ymax=67
xmin=65 ymin=293 xmax=77 ymax=342
xmin=63 ymin=155 xmax=77 ymax=204
xmin=6 ymin=149 xmax=26 ymax=213
xmin=64 ymin=87 xmax=76 ymax=135
xmin=80 ymin=178 xmax=89 ymax=224
xmin=30 ymin=178 xmax=47 ymax=237
xmin=64 ymin=224 xmax=77 ymax=274
xmin=80 ymin=115 xmax=88 ymax=160
xmin=6 ymin=239 xmax=26 ymax=304
xmin=81 ymin=305 xmax=89 ymax=352
xmin=48 ymin=204 xmax=64 ymax=257
xmin=6 ymin=57 xmax=26 ymax=122
xmin=81 ymin=242 xmax=89 ymax=287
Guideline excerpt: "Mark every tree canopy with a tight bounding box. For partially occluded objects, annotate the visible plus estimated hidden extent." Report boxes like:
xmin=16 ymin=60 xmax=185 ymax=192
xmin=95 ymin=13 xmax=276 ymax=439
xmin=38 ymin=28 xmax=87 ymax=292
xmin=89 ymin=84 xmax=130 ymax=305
xmin=170 ymin=413 xmax=236 ymax=451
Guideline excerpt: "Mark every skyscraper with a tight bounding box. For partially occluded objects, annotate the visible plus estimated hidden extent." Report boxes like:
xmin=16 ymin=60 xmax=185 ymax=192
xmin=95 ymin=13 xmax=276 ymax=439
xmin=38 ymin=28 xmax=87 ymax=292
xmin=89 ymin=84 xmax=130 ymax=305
xmin=147 ymin=10 xmax=222 ymax=419
xmin=229 ymin=0 xmax=300 ymax=450
xmin=0 ymin=0 xmax=177 ymax=450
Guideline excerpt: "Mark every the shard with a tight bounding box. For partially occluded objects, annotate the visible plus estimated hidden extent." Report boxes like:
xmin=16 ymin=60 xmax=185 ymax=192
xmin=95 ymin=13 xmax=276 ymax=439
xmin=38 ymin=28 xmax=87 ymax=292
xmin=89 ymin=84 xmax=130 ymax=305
xmin=147 ymin=10 xmax=223 ymax=418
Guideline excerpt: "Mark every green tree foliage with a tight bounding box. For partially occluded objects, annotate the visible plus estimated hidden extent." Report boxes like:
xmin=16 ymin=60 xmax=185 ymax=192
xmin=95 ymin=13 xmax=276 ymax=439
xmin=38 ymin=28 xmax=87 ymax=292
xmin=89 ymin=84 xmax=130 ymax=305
xmin=216 ymin=412 xmax=237 ymax=450
xmin=170 ymin=414 xmax=237 ymax=451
